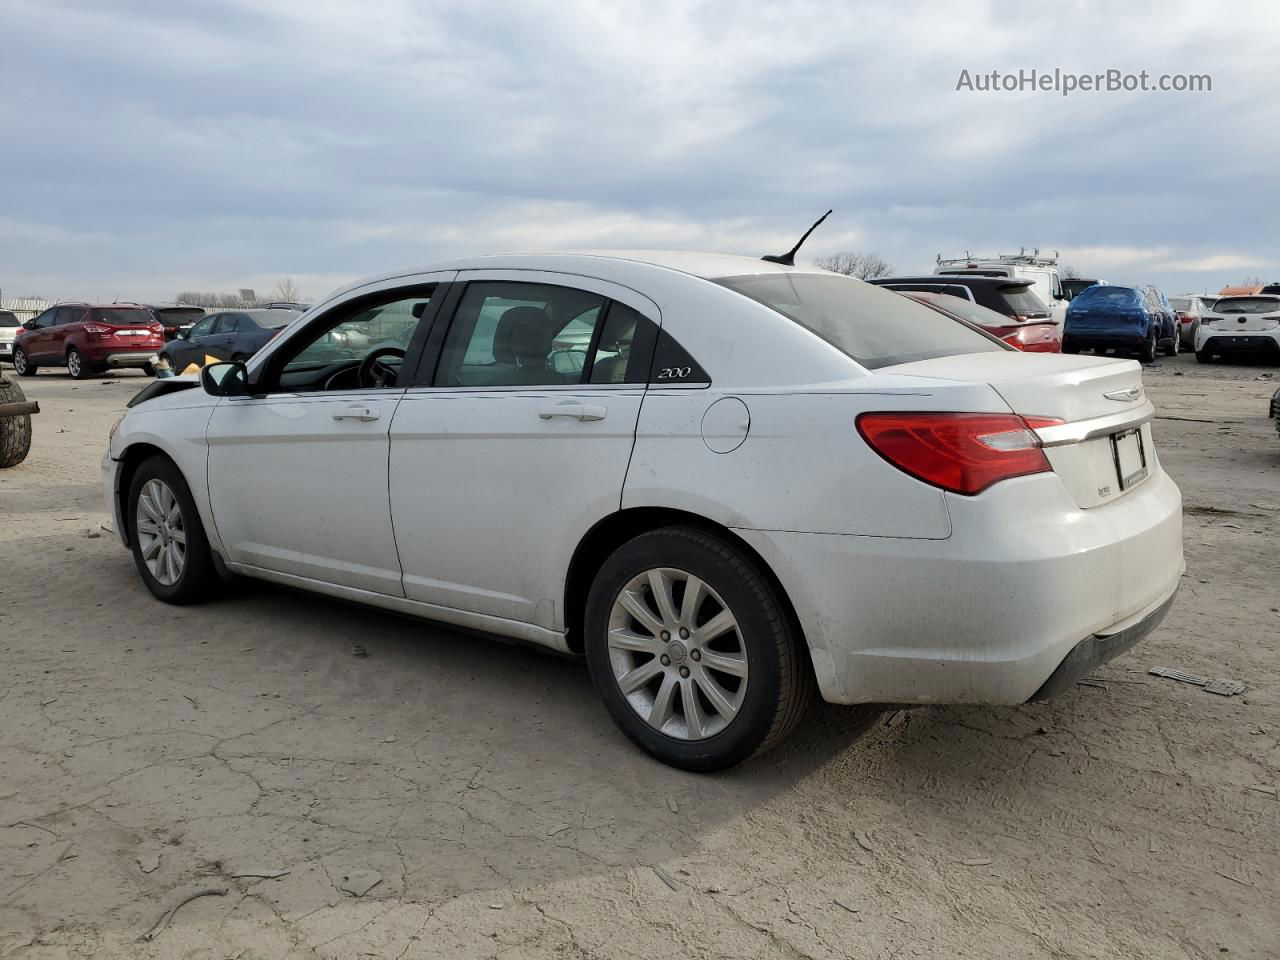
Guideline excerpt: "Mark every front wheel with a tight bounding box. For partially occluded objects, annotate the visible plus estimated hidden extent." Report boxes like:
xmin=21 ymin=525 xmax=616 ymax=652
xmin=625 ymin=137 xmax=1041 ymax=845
xmin=584 ymin=526 xmax=815 ymax=771
xmin=12 ymin=348 xmax=37 ymax=376
xmin=127 ymin=456 xmax=223 ymax=604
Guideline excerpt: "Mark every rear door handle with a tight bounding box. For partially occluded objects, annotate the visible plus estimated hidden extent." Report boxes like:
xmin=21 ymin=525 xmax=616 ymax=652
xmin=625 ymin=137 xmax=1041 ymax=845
xmin=333 ymin=405 xmax=380 ymax=422
xmin=538 ymin=402 xmax=607 ymax=422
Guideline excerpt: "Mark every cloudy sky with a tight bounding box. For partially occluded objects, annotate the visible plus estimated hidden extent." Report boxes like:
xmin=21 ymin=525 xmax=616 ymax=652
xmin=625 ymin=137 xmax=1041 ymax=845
xmin=2 ymin=0 xmax=1276 ymax=303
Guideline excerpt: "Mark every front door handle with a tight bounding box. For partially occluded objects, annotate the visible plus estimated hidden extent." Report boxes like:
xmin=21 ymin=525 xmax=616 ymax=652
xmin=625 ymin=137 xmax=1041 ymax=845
xmin=333 ymin=405 xmax=380 ymax=422
xmin=538 ymin=402 xmax=607 ymax=422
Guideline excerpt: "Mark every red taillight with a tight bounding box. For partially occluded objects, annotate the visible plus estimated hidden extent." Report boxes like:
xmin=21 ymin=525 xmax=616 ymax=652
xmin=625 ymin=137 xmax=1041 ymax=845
xmin=1178 ymin=313 xmax=1194 ymax=324
xmin=82 ymin=323 xmax=113 ymax=335
xmin=1001 ymin=333 xmax=1026 ymax=350
xmin=856 ymin=412 xmax=1063 ymax=495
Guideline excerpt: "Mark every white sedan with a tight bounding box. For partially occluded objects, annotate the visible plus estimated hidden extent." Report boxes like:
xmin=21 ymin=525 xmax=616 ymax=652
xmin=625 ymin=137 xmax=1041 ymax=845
xmin=104 ymin=252 xmax=1184 ymax=770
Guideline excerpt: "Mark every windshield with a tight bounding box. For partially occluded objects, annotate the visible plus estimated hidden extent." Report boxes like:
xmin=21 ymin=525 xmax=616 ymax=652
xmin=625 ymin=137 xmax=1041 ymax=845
xmin=1214 ymin=297 xmax=1280 ymax=315
xmin=716 ymin=273 xmax=1005 ymax=369
xmin=91 ymin=308 xmax=155 ymax=326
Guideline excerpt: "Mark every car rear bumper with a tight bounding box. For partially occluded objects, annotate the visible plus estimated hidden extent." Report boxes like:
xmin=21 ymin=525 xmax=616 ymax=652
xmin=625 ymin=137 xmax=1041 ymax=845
xmin=1198 ymin=332 xmax=1280 ymax=355
xmin=736 ymin=468 xmax=1184 ymax=705
xmin=88 ymin=350 xmax=159 ymax=369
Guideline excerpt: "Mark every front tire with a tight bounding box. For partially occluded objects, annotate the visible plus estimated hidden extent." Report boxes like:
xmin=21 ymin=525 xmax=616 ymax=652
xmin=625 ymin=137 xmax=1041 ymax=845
xmin=12 ymin=347 xmax=36 ymax=376
xmin=584 ymin=526 xmax=815 ymax=771
xmin=1196 ymin=347 xmax=1215 ymax=364
xmin=67 ymin=347 xmax=91 ymax=379
xmin=127 ymin=456 xmax=222 ymax=604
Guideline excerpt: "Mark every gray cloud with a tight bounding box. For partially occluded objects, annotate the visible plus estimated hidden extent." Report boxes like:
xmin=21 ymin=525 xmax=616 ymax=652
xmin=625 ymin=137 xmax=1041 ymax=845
xmin=1 ymin=0 xmax=1276 ymax=302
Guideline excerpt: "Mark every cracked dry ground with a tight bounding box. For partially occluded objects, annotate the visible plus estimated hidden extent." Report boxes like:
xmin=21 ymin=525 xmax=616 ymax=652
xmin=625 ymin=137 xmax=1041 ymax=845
xmin=1 ymin=354 xmax=1277 ymax=960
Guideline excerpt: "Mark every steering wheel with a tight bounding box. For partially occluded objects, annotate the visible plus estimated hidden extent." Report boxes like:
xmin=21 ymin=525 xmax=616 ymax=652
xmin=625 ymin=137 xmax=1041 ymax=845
xmin=357 ymin=346 xmax=406 ymax=389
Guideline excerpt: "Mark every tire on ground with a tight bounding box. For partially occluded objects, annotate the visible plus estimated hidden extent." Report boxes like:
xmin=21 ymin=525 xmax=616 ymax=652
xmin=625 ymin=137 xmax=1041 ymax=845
xmin=127 ymin=454 xmax=224 ymax=604
xmin=583 ymin=525 xmax=815 ymax=771
xmin=0 ymin=379 xmax=33 ymax=468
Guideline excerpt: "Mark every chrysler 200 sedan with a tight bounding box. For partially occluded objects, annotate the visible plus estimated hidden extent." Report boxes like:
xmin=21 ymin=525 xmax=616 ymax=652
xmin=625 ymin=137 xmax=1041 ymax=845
xmin=104 ymin=253 xmax=1184 ymax=770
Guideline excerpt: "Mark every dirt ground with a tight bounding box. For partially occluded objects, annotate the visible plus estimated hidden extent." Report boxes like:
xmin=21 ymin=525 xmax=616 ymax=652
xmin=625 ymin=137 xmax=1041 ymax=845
xmin=1 ymin=352 xmax=1277 ymax=960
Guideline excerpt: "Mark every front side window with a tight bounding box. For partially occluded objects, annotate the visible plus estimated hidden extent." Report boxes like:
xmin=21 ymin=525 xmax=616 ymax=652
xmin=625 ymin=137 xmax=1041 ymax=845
xmin=435 ymin=282 xmax=612 ymax=387
xmin=717 ymin=273 xmax=1003 ymax=370
xmin=188 ymin=316 xmax=218 ymax=339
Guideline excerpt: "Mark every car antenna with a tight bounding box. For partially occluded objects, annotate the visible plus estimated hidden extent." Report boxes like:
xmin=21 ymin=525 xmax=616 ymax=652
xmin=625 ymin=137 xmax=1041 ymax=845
xmin=762 ymin=209 xmax=832 ymax=266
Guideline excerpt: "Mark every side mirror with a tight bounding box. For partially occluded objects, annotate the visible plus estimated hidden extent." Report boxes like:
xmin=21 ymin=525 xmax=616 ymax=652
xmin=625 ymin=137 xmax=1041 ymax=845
xmin=23 ymin=320 xmax=36 ymax=330
xmin=201 ymin=360 xmax=249 ymax=397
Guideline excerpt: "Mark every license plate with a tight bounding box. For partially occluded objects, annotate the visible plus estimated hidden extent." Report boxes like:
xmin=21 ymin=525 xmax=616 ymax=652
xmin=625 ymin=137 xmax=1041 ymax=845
xmin=1111 ymin=428 xmax=1147 ymax=490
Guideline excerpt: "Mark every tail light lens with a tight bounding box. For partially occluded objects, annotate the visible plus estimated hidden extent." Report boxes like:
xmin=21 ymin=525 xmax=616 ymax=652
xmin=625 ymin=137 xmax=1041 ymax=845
xmin=82 ymin=323 xmax=113 ymax=335
xmin=856 ymin=412 xmax=1064 ymax=495
xmin=1001 ymin=331 xmax=1026 ymax=350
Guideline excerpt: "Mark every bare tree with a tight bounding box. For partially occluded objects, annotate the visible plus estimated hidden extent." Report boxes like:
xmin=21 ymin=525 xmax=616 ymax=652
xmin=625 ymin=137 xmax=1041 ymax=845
xmin=1061 ymin=264 xmax=1080 ymax=279
xmin=813 ymin=252 xmax=893 ymax=280
xmin=271 ymin=277 xmax=302 ymax=302
xmin=1240 ymin=276 xmax=1262 ymax=286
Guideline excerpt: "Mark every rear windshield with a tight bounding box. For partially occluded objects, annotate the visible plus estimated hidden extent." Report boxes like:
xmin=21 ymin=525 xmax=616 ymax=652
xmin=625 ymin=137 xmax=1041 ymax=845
xmin=0 ymin=312 xmax=19 ymax=327
xmin=716 ymin=273 xmax=1005 ymax=369
xmin=156 ymin=308 xmax=205 ymax=322
xmin=1169 ymin=298 xmax=1192 ymax=311
xmin=910 ymin=292 xmax=1013 ymax=327
xmin=1214 ymin=297 xmax=1280 ymax=314
xmin=999 ymin=285 xmax=1049 ymax=317
xmin=1074 ymin=286 xmax=1141 ymax=306
xmin=91 ymin=308 xmax=154 ymax=325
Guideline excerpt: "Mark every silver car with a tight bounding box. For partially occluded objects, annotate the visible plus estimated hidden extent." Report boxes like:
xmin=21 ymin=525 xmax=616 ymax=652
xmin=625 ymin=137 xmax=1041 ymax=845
xmin=0 ymin=311 xmax=20 ymax=362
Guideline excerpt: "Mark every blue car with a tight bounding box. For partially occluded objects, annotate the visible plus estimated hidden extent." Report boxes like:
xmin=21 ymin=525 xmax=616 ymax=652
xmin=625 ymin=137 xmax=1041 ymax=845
xmin=1063 ymin=285 xmax=1180 ymax=364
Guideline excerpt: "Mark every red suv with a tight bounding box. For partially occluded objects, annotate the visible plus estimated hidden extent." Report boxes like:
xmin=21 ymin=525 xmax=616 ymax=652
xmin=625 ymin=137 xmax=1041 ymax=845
xmin=12 ymin=304 xmax=165 ymax=379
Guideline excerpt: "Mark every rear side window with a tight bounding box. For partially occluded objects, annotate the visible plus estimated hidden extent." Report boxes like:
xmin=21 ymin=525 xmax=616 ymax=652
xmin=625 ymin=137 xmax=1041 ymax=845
xmin=998 ymin=285 xmax=1049 ymax=317
xmin=717 ymin=273 xmax=1004 ymax=370
xmin=91 ymin=308 xmax=154 ymax=325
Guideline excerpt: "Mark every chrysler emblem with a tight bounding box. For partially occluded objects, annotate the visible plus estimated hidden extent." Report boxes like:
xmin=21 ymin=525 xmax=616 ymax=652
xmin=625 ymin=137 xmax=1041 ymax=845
xmin=1104 ymin=386 xmax=1143 ymax=402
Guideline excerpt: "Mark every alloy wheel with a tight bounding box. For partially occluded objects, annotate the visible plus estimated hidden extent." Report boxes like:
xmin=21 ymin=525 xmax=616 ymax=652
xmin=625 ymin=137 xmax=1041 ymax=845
xmin=67 ymin=350 xmax=81 ymax=378
xmin=13 ymin=350 xmax=27 ymax=375
xmin=135 ymin=478 xmax=187 ymax=586
xmin=606 ymin=567 xmax=748 ymax=740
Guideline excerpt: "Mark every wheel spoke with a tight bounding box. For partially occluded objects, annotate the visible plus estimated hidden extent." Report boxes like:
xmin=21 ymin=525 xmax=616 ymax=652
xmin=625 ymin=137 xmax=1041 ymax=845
xmin=647 ymin=569 xmax=678 ymax=626
xmin=648 ymin=674 xmax=678 ymax=729
xmin=169 ymin=526 xmax=186 ymax=546
xmin=136 ymin=518 xmax=159 ymax=536
xmin=139 ymin=491 xmax=162 ymax=523
xmin=618 ymin=589 xmax=663 ymax=637
xmin=608 ymin=627 xmax=661 ymax=654
xmin=616 ymin=657 xmax=663 ymax=694
xmin=678 ymin=574 xmax=704 ymax=628
xmin=693 ymin=609 xmax=736 ymax=644
xmin=141 ymin=536 xmax=163 ymax=561
xmin=699 ymin=649 xmax=747 ymax=678
xmin=694 ymin=669 xmax=738 ymax=721
xmin=155 ymin=543 xmax=169 ymax=582
xmin=680 ymin=678 xmax=706 ymax=739
xmin=167 ymin=543 xmax=183 ymax=578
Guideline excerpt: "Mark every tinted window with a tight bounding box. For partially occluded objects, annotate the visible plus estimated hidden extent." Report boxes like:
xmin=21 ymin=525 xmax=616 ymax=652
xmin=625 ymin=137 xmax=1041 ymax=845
xmin=32 ymin=309 xmax=56 ymax=328
xmin=999 ymin=286 xmax=1049 ymax=317
xmin=716 ymin=273 xmax=1004 ymax=370
xmin=248 ymin=310 xmax=294 ymax=330
xmin=879 ymin=282 xmax=975 ymax=300
xmin=53 ymin=307 xmax=78 ymax=325
xmin=91 ymin=308 xmax=153 ymax=325
xmin=908 ymin=292 xmax=1012 ymax=329
xmin=188 ymin=316 xmax=218 ymax=339
xmin=1215 ymin=297 xmax=1280 ymax=314
xmin=1169 ymin=298 xmax=1192 ymax=312
xmin=155 ymin=307 xmax=205 ymax=325
xmin=217 ymin=315 xmax=243 ymax=333
xmin=0 ymin=312 xmax=19 ymax=327
xmin=436 ymin=282 xmax=610 ymax=387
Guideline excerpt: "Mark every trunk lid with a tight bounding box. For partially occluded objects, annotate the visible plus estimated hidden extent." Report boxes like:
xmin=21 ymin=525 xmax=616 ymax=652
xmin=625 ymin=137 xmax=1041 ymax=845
xmin=879 ymin=352 xmax=1153 ymax=509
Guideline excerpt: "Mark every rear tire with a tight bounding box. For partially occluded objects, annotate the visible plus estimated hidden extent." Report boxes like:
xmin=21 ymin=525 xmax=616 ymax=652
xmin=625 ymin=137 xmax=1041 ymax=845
xmin=1196 ymin=348 xmax=1214 ymax=364
xmin=1061 ymin=340 xmax=1080 ymax=354
xmin=1163 ymin=334 xmax=1180 ymax=357
xmin=0 ymin=379 xmax=33 ymax=468
xmin=12 ymin=348 xmax=36 ymax=376
xmin=1138 ymin=330 xmax=1158 ymax=364
xmin=67 ymin=347 xmax=91 ymax=380
xmin=127 ymin=455 xmax=223 ymax=604
xmin=584 ymin=526 xmax=815 ymax=771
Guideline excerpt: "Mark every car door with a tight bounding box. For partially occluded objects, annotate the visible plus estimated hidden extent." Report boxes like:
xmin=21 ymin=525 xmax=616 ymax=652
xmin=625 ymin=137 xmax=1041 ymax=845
xmin=23 ymin=309 xmax=57 ymax=358
xmin=48 ymin=306 xmax=86 ymax=359
xmin=204 ymin=276 xmax=450 ymax=595
xmin=206 ymin=313 xmax=242 ymax=359
xmin=387 ymin=272 xmax=658 ymax=632
xmin=174 ymin=313 xmax=220 ymax=369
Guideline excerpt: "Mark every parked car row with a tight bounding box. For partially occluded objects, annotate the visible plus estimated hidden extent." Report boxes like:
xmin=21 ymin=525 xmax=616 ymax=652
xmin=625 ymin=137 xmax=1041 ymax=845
xmin=5 ymin=302 xmax=307 ymax=378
